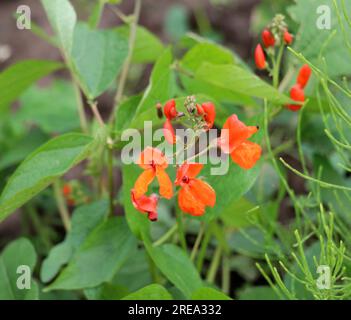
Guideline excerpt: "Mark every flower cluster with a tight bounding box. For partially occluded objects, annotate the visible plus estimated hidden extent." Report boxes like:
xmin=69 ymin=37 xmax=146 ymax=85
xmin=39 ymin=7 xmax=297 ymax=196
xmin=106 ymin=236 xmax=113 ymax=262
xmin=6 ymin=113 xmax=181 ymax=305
xmin=131 ymin=99 xmax=262 ymax=221
xmin=254 ymin=14 xmax=312 ymax=112
xmin=286 ymin=64 xmax=312 ymax=111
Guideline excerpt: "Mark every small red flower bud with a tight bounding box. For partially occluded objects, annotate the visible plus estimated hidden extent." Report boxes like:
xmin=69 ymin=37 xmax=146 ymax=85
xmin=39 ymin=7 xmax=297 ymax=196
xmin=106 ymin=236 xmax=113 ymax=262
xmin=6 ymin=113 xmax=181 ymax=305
xmin=297 ymin=64 xmax=312 ymax=89
xmin=287 ymin=84 xmax=305 ymax=111
xmin=262 ymin=29 xmax=275 ymax=48
xmin=62 ymin=184 xmax=71 ymax=197
xmin=163 ymin=99 xmax=178 ymax=120
xmin=284 ymin=30 xmax=294 ymax=45
xmin=255 ymin=44 xmax=266 ymax=70
xmin=196 ymin=102 xmax=216 ymax=130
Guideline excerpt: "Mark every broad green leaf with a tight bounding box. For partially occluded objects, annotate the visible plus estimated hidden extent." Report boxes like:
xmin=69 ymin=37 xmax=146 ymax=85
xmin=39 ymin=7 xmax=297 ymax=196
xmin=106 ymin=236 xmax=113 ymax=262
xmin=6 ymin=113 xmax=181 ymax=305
xmin=46 ymin=217 xmax=137 ymax=291
xmin=85 ymin=283 xmax=129 ymax=300
xmin=0 ymin=133 xmax=96 ymax=222
xmin=114 ymin=94 xmax=142 ymax=136
xmin=41 ymin=200 xmax=109 ymax=283
xmin=201 ymin=117 xmax=263 ymax=221
xmin=195 ymin=63 xmax=291 ymax=105
xmin=191 ymin=287 xmax=232 ymax=300
xmin=145 ymin=241 xmax=202 ymax=298
xmin=0 ymin=60 xmax=63 ymax=110
xmin=16 ymin=80 xmax=80 ymax=134
xmin=0 ymin=238 xmax=39 ymax=300
xmin=179 ymin=43 xmax=256 ymax=106
xmin=41 ymin=0 xmax=77 ymax=54
xmin=122 ymin=284 xmax=172 ymax=300
xmin=115 ymin=26 xmax=164 ymax=63
xmin=130 ymin=48 xmax=177 ymax=129
xmin=122 ymin=163 xmax=150 ymax=239
xmin=181 ymin=42 xmax=234 ymax=71
xmin=0 ymin=129 xmax=47 ymax=171
xmin=220 ymin=197 xmax=259 ymax=229
xmin=71 ymin=23 xmax=129 ymax=99
xmin=288 ymin=0 xmax=351 ymax=77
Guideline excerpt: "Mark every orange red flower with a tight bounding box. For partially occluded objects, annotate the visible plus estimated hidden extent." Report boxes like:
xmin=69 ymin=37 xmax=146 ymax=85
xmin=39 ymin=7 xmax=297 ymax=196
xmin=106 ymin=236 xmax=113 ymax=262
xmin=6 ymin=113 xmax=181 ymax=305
xmin=283 ymin=30 xmax=293 ymax=45
xmin=255 ymin=44 xmax=266 ymax=70
xmin=163 ymin=99 xmax=181 ymax=144
xmin=287 ymin=84 xmax=305 ymax=111
xmin=133 ymin=147 xmax=173 ymax=200
xmin=297 ymin=64 xmax=312 ymax=89
xmin=175 ymin=163 xmax=216 ymax=216
xmin=218 ymin=115 xmax=262 ymax=169
xmin=131 ymin=190 xmax=158 ymax=221
xmin=262 ymin=29 xmax=275 ymax=48
xmin=196 ymin=102 xmax=216 ymax=130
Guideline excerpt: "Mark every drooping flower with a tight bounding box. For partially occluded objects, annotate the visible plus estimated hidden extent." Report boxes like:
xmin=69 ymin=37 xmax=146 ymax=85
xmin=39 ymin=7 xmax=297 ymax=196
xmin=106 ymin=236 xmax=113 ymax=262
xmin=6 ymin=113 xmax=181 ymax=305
xmin=287 ymin=84 xmax=305 ymax=111
xmin=283 ymin=30 xmax=294 ymax=45
xmin=262 ymin=29 xmax=275 ymax=48
xmin=297 ymin=64 xmax=312 ymax=89
xmin=218 ymin=115 xmax=262 ymax=169
xmin=175 ymin=163 xmax=216 ymax=216
xmin=133 ymin=147 xmax=173 ymax=199
xmin=196 ymin=102 xmax=216 ymax=130
xmin=131 ymin=190 xmax=158 ymax=221
xmin=255 ymin=44 xmax=266 ymax=70
xmin=163 ymin=99 xmax=181 ymax=144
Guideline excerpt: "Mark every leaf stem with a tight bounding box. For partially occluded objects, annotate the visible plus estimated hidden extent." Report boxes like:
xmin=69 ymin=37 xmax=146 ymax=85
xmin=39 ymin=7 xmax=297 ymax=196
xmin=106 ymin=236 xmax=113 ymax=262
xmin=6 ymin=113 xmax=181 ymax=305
xmin=154 ymin=224 xmax=178 ymax=246
xmin=190 ymin=223 xmax=205 ymax=261
xmin=89 ymin=100 xmax=105 ymax=128
xmin=206 ymin=246 xmax=222 ymax=283
xmin=73 ymin=82 xmax=89 ymax=134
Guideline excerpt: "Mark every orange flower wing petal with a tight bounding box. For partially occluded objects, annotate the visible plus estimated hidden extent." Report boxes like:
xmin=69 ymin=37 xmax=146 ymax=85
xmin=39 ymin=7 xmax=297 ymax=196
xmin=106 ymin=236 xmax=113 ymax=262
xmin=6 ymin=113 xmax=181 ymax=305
xmin=156 ymin=168 xmax=173 ymax=199
xmin=175 ymin=163 xmax=204 ymax=185
xmin=178 ymin=186 xmax=205 ymax=216
xmin=133 ymin=169 xmax=155 ymax=198
xmin=163 ymin=119 xmax=176 ymax=145
xmin=230 ymin=141 xmax=262 ymax=170
xmin=189 ymin=179 xmax=216 ymax=208
xmin=219 ymin=115 xmax=258 ymax=153
xmin=138 ymin=147 xmax=168 ymax=169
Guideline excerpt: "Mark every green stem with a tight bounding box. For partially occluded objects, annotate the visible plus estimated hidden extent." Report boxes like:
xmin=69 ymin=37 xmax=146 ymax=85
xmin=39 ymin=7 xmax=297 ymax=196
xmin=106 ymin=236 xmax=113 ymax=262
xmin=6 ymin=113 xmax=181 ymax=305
xmin=190 ymin=223 xmax=205 ymax=261
xmin=222 ymin=255 xmax=230 ymax=295
xmin=73 ymin=78 xmax=89 ymax=134
xmin=110 ymin=0 xmax=142 ymax=125
xmin=273 ymin=45 xmax=284 ymax=88
xmin=108 ymin=148 xmax=114 ymax=215
xmin=154 ymin=224 xmax=178 ymax=246
xmin=53 ymin=181 xmax=71 ymax=232
xmin=206 ymin=246 xmax=222 ymax=284
xmin=176 ymin=209 xmax=188 ymax=253
xmin=196 ymin=226 xmax=212 ymax=272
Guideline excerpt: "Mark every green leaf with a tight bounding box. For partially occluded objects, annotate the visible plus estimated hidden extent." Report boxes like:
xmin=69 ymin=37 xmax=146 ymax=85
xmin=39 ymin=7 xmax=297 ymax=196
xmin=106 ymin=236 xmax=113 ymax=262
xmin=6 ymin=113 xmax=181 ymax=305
xmin=41 ymin=200 xmax=109 ymax=283
xmin=16 ymin=80 xmax=80 ymax=134
xmin=220 ymin=197 xmax=259 ymax=229
xmin=115 ymin=26 xmax=164 ymax=63
xmin=0 ymin=238 xmax=38 ymax=300
xmin=46 ymin=217 xmax=137 ymax=291
xmin=195 ymin=63 xmax=291 ymax=105
xmin=41 ymin=0 xmax=77 ymax=54
xmin=145 ymin=242 xmax=202 ymax=298
xmin=130 ymin=48 xmax=177 ymax=129
xmin=71 ymin=23 xmax=129 ymax=99
xmin=202 ymin=117 xmax=263 ymax=221
xmin=191 ymin=287 xmax=232 ymax=300
xmin=0 ymin=60 xmax=63 ymax=110
xmin=122 ymin=284 xmax=173 ymax=300
xmin=288 ymin=0 xmax=351 ymax=77
xmin=122 ymin=163 xmax=150 ymax=239
xmin=0 ymin=133 xmax=96 ymax=222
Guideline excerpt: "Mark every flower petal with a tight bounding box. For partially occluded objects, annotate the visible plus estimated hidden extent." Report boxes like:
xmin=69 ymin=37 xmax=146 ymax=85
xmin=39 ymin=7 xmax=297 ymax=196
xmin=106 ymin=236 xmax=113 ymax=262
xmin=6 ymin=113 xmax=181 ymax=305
xmin=178 ymin=185 xmax=206 ymax=216
xmin=156 ymin=167 xmax=173 ymax=199
xmin=131 ymin=190 xmax=158 ymax=221
xmin=230 ymin=141 xmax=262 ymax=169
xmin=189 ymin=179 xmax=216 ymax=208
xmin=138 ymin=147 xmax=168 ymax=169
xmin=163 ymin=119 xmax=176 ymax=144
xmin=175 ymin=163 xmax=204 ymax=185
xmin=219 ymin=115 xmax=258 ymax=154
xmin=133 ymin=169 xmax=155 ymax=199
